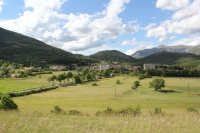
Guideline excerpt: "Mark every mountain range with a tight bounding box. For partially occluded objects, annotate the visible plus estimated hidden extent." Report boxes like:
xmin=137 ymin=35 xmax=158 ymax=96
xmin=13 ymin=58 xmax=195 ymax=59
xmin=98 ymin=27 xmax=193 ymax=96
xmin=0 ymin=27 xmax=200 ymax=67
xmin=131 ymin=45 xmax=200 ymax=59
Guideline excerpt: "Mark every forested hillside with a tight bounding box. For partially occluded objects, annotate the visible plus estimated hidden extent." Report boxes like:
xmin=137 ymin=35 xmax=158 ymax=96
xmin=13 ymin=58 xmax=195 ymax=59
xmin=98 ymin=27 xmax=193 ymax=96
xmin=0 ymin=27 xmax=97 ymax=66
xmin=140 ymin=51 xmax=200 ymax=67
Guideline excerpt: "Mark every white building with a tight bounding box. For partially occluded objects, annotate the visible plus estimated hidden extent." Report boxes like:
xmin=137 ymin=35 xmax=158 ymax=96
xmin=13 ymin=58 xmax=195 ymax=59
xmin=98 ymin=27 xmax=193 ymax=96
xmin=99 ymin=64 xmax=109 ymax=70
xmin=143 ymin=64 xmax=155 ymax=70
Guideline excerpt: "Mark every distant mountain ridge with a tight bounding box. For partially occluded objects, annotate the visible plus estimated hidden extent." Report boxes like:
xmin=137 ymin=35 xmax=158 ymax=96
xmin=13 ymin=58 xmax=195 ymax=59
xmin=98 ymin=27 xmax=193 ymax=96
xmin=131 ymin=45 xmax=200 ymax=59
xmin=90 ymin=50 xmax=138 ymax=63
xmin=140 ymin=51 xmax=200 ymax=67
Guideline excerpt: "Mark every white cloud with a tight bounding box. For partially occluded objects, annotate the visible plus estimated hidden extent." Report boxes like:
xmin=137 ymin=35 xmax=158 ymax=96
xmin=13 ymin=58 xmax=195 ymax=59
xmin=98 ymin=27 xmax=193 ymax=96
xmin=169 ymin=36 xmax=176 ymax=40
xmin=125 ymin=44 xmax=155 ymax=55
xmin=0 ymin=0 xmax=139 ymax=53
xmin=172 ymin=0 xmax=200 ymax=20
xmin=156 ymin=0 xmax=189 ymax=10
xmin=71 ymin=45 xmax=119 ymax=56
xmin=121 ymin=38 xmax=136 ymax=46
xmin=147 ymin=0 xmax=200 ymax=42
xmin=122 ymin=38 xmax=154 ymax=46
xmin=143 ymin=23 xmax=156 ymax=30
xmin=122 ymin=38 xmax=154 ymax=55
xmin=159 ymin=36 xmax=168 ymax=42
xmin=146 ymin=26 xmax=167 ymax=38
xmin=0 ymin=0 xmax=4 ymax=13
xmin=169 ymin=35 xmax=200 ymax=46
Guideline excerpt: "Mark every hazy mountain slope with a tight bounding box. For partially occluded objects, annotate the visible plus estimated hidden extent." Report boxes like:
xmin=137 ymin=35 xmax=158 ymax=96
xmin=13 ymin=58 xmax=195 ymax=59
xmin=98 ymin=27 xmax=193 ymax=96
xmin=188 ymin=45 xmax=200 ymax=55
xmin=131 ymin=45 xmax=193 ymax=59
xmin=140 ymin=51 xmax=200 ymax=67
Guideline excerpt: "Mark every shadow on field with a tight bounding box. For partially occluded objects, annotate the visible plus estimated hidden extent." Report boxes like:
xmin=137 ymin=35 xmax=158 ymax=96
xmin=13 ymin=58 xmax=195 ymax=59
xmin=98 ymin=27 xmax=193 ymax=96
xmin=158 ymin=90 xmax=182 ymax=93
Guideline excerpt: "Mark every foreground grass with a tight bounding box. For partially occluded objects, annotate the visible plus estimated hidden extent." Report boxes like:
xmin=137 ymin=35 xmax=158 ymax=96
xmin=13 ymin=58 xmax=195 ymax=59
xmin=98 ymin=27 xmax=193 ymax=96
xmin=11 ymin=76 xmax=200 ymax=114
xmin=0 ymin=111 xmax=199 ymax=133
xmin=0 ymin=75 xmax=200 ymax=132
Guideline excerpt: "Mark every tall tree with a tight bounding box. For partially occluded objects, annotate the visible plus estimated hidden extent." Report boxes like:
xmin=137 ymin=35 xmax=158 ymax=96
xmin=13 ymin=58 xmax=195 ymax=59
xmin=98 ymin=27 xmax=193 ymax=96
xmin=56 ymin=74 xmax=65 ymax=85
xmin=149 ymin=78 xmax=165 ymax=91
xmin=47 ymin=75 xmax=57 ymax=85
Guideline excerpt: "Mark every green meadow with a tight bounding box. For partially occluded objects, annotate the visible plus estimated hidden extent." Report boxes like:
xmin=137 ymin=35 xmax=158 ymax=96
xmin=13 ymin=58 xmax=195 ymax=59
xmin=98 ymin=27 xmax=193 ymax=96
xmin=0 ymin=73 xmax=200 ymax=132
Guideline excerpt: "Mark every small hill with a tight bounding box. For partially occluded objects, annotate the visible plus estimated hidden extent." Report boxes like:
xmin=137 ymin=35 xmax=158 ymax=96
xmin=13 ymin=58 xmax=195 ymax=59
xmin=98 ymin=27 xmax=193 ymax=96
xmin=131 ymin=45 xmax=193 ymax=59
xmin=0 ymin=27 xmax=92 ymax=65
xmin=140 ymin=51 xmax=200 ymax=67
xmin=188 ymin=45 xmax=200 ymax=55
xmin=90 ymin=50 xmax=138 ymax=63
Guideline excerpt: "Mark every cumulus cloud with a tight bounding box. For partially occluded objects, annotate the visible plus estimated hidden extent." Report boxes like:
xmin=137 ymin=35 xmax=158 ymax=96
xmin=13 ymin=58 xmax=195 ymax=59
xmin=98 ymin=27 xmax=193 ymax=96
xmin=169 ymin=35 xmax=200 ymax=46
xmin=0 ymin=0 xmax=139 ymax=54
xmin=146 ymin=0 xmax=200 ymax=44
xmin=0 ymin=0 xmax=3 ymax=13
xmin=125 ymin=43 xmax=155 ymax=55
xmin=169 ymin=36 xmax=176 ymax=40
xmin=172 ymin=0 xmax=200 ymax=20
xmin=156 ymin=0 xmax=189 ymax=10
xmin=122 ymin=38 xmax=154 ymax=55
xmin=121 ymin=38 xmax=136 ymax=46
xmin=71 ymin=45 xmax=119 ymax=56
xmin=143 ymin=23 xmax=156 ymax=30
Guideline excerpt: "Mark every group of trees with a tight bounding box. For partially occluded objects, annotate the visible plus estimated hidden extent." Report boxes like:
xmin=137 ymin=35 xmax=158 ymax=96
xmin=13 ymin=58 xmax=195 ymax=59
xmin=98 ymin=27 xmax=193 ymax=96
xmin=47 ymin=71 xmax=73 ymax=85
xmin=128 ymin=67 xmax=200 ymax=78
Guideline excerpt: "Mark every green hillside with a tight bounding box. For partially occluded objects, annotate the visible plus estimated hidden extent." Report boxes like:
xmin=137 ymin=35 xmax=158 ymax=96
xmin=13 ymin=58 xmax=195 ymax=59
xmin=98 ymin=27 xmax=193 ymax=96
xmin=140 ymin=51 xmax=200 ymax=67
xmin=90 ymin=50 xmax=138 ymax=63
xmin=0 ymin=27 xmax=96 ymax=66
xmin=188 ymin=45 xmax=200 ymax=55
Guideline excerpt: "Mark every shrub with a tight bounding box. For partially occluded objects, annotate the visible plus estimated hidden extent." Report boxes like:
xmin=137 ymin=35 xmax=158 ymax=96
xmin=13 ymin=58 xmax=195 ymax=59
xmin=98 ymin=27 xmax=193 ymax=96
xmin=116 ymin=79 xmax=120 ymax=84
xmin=187 ymin=107 xmax=198 ymax=112
xmin=0 ymin=94 xmax=18 ymax=110
xmin=133 ymin=81 xmax=140 ymax=89
xmin=133 ymin=105 xmax=141 ymax=116
xmin=51 ymin=105 xmax=63 ymax=113
xmin=154 ymin=107 xmax=162 ymax=114
xmin=68 ymin=110 xmax=83 ymax=115
xmin=138 ymin=74 xmax=145 ymax=80
xmin=96 ymin=106 xmax=141 ymax=116
xmin=92 ymin=83 xmax=97 ymax=86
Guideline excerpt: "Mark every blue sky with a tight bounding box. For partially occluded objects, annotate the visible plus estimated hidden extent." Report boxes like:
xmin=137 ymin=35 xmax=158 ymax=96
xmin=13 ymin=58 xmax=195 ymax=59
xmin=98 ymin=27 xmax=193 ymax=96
xmin=0 ymin=0 xmax=200 ymax=55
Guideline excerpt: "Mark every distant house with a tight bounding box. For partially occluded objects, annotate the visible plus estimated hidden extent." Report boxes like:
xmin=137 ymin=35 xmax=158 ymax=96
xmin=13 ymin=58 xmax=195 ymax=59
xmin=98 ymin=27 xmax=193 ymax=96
xmin=143 ymin=64 xmax=155 ymax=70
xmin=11 ymin=73 xmax=21 ymax=78
xmin=50 ymin=65 xmax=66 ymax=71
xmin=133 ymin=66 xmax=141 ymax=70
xmin=6 ymin=66 xmax=15 ymax=71
xmin=99 ymin=64 xmax=109 ymax=70
xmin=24 ymin=66 xmax=34 ymax=70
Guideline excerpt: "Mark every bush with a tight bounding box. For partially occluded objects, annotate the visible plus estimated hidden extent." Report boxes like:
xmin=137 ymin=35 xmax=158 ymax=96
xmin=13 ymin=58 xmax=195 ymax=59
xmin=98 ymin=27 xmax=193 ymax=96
xmin=68 ymin=110 xmax=83 ymax=115
xmin=138 ymin=74 xmax=145 ymax=80
xmin=133 ymin=81 xmax=140 ymax=89
xmin=51 ymin=105 xmax=63 ymax=113
xmin=116 ymin=79 xmax=120 ymax=84
xmin=187 ymin=107 xmax=198 ymax=112
xmin=0 ymin=94 xmax=18 ymax=110
xmin=95 ymin=106 xmax=141 ymax=116
xmin=154 ymin=107 xmax=162 ymax=114
xmin=133 ymin=105 xmax=141 ymax=116
xmin=92 ymin=83 xmax=97 ymax=86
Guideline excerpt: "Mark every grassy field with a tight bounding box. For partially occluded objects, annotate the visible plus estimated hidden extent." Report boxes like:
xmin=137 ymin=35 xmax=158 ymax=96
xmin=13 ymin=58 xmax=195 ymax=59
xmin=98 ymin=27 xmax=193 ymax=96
xmin=0 ymin=74 xmax=200 ymax=132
